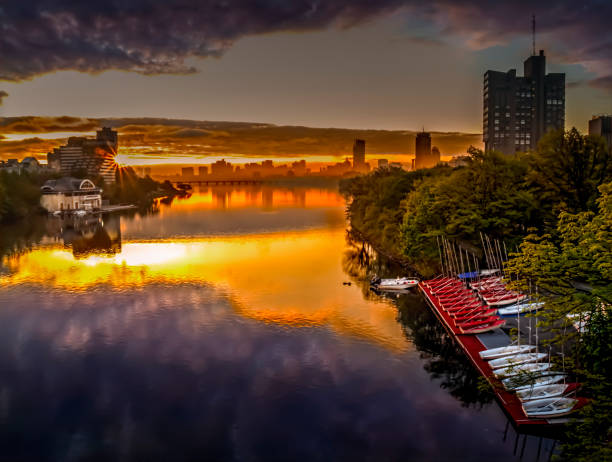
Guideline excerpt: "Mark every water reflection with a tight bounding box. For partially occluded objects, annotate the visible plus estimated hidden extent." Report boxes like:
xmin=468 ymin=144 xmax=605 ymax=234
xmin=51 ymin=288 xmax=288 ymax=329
xmin=0 ymin=185 xmax=555 ymax=461
xmin=343 ymin=238 xmax=494 ymax=408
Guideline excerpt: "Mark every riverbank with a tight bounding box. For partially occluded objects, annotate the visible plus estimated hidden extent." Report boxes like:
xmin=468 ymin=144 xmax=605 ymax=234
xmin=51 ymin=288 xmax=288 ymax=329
xmin=340 ymin=131 xmax=612 ymax=460
xmin=0 ymin=168 xmax=181 ymax=225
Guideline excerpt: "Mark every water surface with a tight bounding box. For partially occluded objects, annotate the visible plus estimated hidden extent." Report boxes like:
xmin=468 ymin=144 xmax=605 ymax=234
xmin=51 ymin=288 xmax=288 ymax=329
xmin=0 ymin=185 xmax=555 ymax=461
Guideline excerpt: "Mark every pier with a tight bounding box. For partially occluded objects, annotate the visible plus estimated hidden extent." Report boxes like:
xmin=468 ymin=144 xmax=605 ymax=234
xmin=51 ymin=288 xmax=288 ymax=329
xmin=419 ymin=281 xmax=571 ymax=431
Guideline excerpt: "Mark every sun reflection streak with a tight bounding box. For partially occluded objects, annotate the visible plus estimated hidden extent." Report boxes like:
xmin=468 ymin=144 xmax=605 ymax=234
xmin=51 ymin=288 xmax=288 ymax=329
xmin=1 ymin=230 xmax=410 ymax=351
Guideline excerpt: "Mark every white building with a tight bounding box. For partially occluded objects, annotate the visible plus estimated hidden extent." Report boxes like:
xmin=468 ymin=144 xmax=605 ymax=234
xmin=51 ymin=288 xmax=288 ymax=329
xmin=40 ymin=177 xmax=102 ymax=212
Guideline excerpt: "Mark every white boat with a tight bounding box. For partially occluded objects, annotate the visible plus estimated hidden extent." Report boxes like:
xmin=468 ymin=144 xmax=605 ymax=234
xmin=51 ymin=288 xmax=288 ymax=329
xmin=522 ymin=397 xmax=580 ymax=419
xmin=516 ymin=383 xmax=578 ymax=402
xmin=498 ymin=302 xmax=544 ymax=316
xmin=493 ymin=361 xmax=551 ymax=378
xmin=479 ymin=344 xmax=535 ymax=360
xmin=372 ymin=277 xmax=419 ymax=291
xmin=488 ymin=352 xmax=547 ymax=369
xmin=503 ymin=374 xmax=567 ymax=391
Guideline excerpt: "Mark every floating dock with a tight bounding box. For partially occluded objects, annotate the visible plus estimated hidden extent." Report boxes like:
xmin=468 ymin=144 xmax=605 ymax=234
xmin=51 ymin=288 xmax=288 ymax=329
xmin=419 ymin=282 xmax=569 ymax=429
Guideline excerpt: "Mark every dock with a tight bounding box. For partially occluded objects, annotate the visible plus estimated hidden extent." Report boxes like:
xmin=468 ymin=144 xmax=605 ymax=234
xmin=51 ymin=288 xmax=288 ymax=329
xmin=99 ymin=204 xmax=136 ymax=213
xmin=419 ymin=282 xmax=570 ymax=430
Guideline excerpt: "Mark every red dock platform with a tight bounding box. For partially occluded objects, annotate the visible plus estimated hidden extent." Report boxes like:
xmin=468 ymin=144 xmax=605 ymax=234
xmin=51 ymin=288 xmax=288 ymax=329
xmin=419 ymin=281 xmax=560 ymax=428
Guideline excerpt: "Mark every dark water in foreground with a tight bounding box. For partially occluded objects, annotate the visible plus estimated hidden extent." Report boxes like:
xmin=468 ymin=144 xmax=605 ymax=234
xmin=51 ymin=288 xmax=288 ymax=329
xmin=0 ymin=186 xmax=556 ymax=461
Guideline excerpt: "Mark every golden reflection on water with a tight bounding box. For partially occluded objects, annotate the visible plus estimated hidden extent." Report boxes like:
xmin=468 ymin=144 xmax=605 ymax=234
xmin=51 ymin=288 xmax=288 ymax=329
xmin=0 ymin=229 xmax=407 ymax=350
xmin=1 ymin=227 xmax=410 ymax=352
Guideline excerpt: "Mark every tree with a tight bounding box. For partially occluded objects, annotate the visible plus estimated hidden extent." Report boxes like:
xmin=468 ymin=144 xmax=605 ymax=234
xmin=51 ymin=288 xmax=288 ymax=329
xmin=505 ymin=182 xmax=612 ymax=462
xmin=400 ymin=148 xmax=537 ymax=272
xmin=528 ymin=128 xmax=611 ymax=220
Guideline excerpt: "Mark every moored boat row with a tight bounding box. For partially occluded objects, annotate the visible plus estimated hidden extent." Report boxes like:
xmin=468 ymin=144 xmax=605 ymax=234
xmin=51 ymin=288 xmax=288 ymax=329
xmin=417 ymin=235 xmax=588 ymax=424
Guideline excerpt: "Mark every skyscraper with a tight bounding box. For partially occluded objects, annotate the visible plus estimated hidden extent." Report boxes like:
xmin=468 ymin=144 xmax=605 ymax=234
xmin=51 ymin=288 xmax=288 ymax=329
xmin=589 ymin=115 xmax=612 ymax=153
xmin=483 ymin=50 xmax=565 ymax=154
xmin=352 ymin=139 xmax=366 ymax=171
xmin=414 ymin=131 xmax=432 ymax=169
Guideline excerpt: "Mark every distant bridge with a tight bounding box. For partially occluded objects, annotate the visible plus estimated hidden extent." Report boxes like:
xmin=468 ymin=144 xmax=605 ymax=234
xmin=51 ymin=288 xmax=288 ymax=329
xmin=171 ymin=178 xmax=263 ymax=186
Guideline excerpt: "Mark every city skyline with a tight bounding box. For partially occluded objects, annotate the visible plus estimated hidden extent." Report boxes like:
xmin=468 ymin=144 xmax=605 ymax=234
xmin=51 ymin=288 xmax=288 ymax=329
xmin=0 ymin=1 xmax=611 ymax=167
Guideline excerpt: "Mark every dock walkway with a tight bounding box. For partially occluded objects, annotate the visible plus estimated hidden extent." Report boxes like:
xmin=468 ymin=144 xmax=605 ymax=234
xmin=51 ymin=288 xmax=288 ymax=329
xmin=419 ymin=282 xmax=569 ymax=429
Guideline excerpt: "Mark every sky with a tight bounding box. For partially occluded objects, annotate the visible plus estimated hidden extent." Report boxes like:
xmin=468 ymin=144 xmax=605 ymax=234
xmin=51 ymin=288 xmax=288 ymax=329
xmin=0 ymin=0 xmax=611 ymax=164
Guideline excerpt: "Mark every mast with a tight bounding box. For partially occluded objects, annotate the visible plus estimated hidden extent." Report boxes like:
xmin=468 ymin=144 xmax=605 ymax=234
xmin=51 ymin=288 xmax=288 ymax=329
xmin=532 ymin=15 xmax=536 ymax=57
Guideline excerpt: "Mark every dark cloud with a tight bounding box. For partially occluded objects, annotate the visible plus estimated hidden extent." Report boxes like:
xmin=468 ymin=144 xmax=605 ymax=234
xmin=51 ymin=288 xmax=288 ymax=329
xmin=0 ymin=116 xmax=99 ymax=133
xmin=0 ymin=91 xmax=7 ymax=105
xmin=0 ymin=1 xmax=609 ymax=89
xmin=589 ymin=75 xmax=612 ymax=93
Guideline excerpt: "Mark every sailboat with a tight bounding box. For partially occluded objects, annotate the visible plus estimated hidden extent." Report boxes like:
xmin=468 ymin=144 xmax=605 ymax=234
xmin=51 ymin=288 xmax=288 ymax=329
xmin=479 ymin=344 xmax=536 ymax=360
xmin=522 ymin=396 xmax=586 ymax=419
xmin=503 ymin=373 xmax=567 ymax=391
xmin=487 ymin=352 xmax=547 ymax=369
xmin=516 ymin=383 xmax=580 ymax=402
xmin=492 ymin=361 xmax=551 ymax=378
xmin=498 ymin=301 xmax=544 ymax=316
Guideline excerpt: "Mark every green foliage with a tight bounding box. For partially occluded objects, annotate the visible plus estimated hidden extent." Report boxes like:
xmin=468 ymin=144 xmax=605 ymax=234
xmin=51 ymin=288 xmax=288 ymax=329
xmin=528 ymin=129 xmax=611 ymax=218
xmin=104 ymin=167 xmax=169 ymax=207
xmin=0 ymin=170 xmax=52 ymax=223
xmin=505 ymin=183 xmax=612 ymax=461
xmin=341 ymin=129 xmax=612 ymax=277
xmin=339 ymin=165 xmax=449 ymax=264
xmin=400 ymin=148 xmax=537 ymax=269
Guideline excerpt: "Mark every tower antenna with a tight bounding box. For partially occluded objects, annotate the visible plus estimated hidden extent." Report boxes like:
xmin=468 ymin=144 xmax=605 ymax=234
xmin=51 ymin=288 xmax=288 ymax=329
xmin=532 ymin=15 xmax=536 ymax=56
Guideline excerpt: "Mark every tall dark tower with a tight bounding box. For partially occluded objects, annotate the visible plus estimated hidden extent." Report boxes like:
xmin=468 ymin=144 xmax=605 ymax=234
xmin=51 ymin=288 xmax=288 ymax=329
xmin=352 ymin=139 xmax=366 ymax=171
xmin=483 ymin=19 xmax=564 ymax=154
xmin=414 ymin=131 xmax=432 ymax=170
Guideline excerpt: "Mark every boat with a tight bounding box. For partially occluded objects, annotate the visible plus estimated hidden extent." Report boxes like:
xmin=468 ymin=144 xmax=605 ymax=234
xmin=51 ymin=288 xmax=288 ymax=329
xmin=483 ymin=294 xmax=528 ymax=307
xmin=371 ymin=277 xmax=419 ymax=291
xmin=459 ymin=319 xmax=505 ymax=334
xmin=522 ymin=397 xmax=585 ymax=419
xmin=516 ymin=383 xmax=580 ymax=402
xmin=479 ymin=344 xmax=536 ymax=360
xmin=498 ymin=302 xmax=544 ymax=316
xmin=503 ymin=374 xmax=567 ymax=391
xmin=487 ymin=352 xmax=548 ymax=369
xmin=492 ymin=361 xmax=551 ymax=378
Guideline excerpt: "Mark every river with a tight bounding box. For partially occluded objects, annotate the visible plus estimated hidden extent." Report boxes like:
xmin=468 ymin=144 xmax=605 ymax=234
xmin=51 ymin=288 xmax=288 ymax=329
xmin=0 ymin=185 xmax=556 ymax=461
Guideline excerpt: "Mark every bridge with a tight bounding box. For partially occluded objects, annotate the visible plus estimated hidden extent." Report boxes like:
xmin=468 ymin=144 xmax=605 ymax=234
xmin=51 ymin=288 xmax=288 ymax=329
xmin=171 ymin=178 xmax=263 ymax=186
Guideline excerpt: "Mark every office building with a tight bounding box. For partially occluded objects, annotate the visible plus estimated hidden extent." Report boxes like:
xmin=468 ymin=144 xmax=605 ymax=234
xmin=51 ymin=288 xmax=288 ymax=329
xmin=181 ymin=167 xmax=194 ymax=177
xmin=353 ymin=139 xmax=366 ymax=171
xmin=198 ymin=166 xmax=208 ymax=176
xmin=589 ymin=115 xmax=612 ymax=153
xmin=47 ymin=127 xmax=118 ymax=183
xmin=211 ymin=159 xmax=233 ymax=176
xmin=377 ymin=159 xmax=389 ymax=168
xmin=415 ymin=131 xmax=437 ymax=169
xmin=484 ymin=50 xmax=565 ymax=154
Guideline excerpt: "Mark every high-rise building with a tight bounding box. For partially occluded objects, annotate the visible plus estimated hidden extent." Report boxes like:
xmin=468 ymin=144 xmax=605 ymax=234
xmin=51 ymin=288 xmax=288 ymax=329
xmin=181 ymin=167 xmax=194 ymax=177
xmin=211 ymin=159 xmax=233 ymax=176
xmin=483 ymin=50 xmax=565 ymax=154
xmin=414 ymin=131 xmax=433 ymax=169
xmin=47 ymin=127 xmax=118 ymax=183
xmin=589 ymin=115 xmax=612 ymax=153
xmin=352 ymin=139 xmax=366 ymax=171
xmin=198 ymin=166 xmax=208 ymax=176
xmin=431 ymin=146 xmax=441 ymax=165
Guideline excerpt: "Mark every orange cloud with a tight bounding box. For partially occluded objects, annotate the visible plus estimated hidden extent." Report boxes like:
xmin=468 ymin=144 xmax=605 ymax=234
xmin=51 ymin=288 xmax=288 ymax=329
xmin=0 ymin=116 xmax=482 ymax=163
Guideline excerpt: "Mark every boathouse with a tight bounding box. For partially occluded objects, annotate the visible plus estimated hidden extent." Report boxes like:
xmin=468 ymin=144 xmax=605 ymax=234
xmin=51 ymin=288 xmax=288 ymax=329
xmin=40 ymin=177 xmax=102 ymax=212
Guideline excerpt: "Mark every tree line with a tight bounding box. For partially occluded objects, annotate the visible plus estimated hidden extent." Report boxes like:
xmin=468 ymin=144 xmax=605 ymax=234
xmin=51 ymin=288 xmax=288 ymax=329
xmin=340 ymin=128 xmax=611 ymax=461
